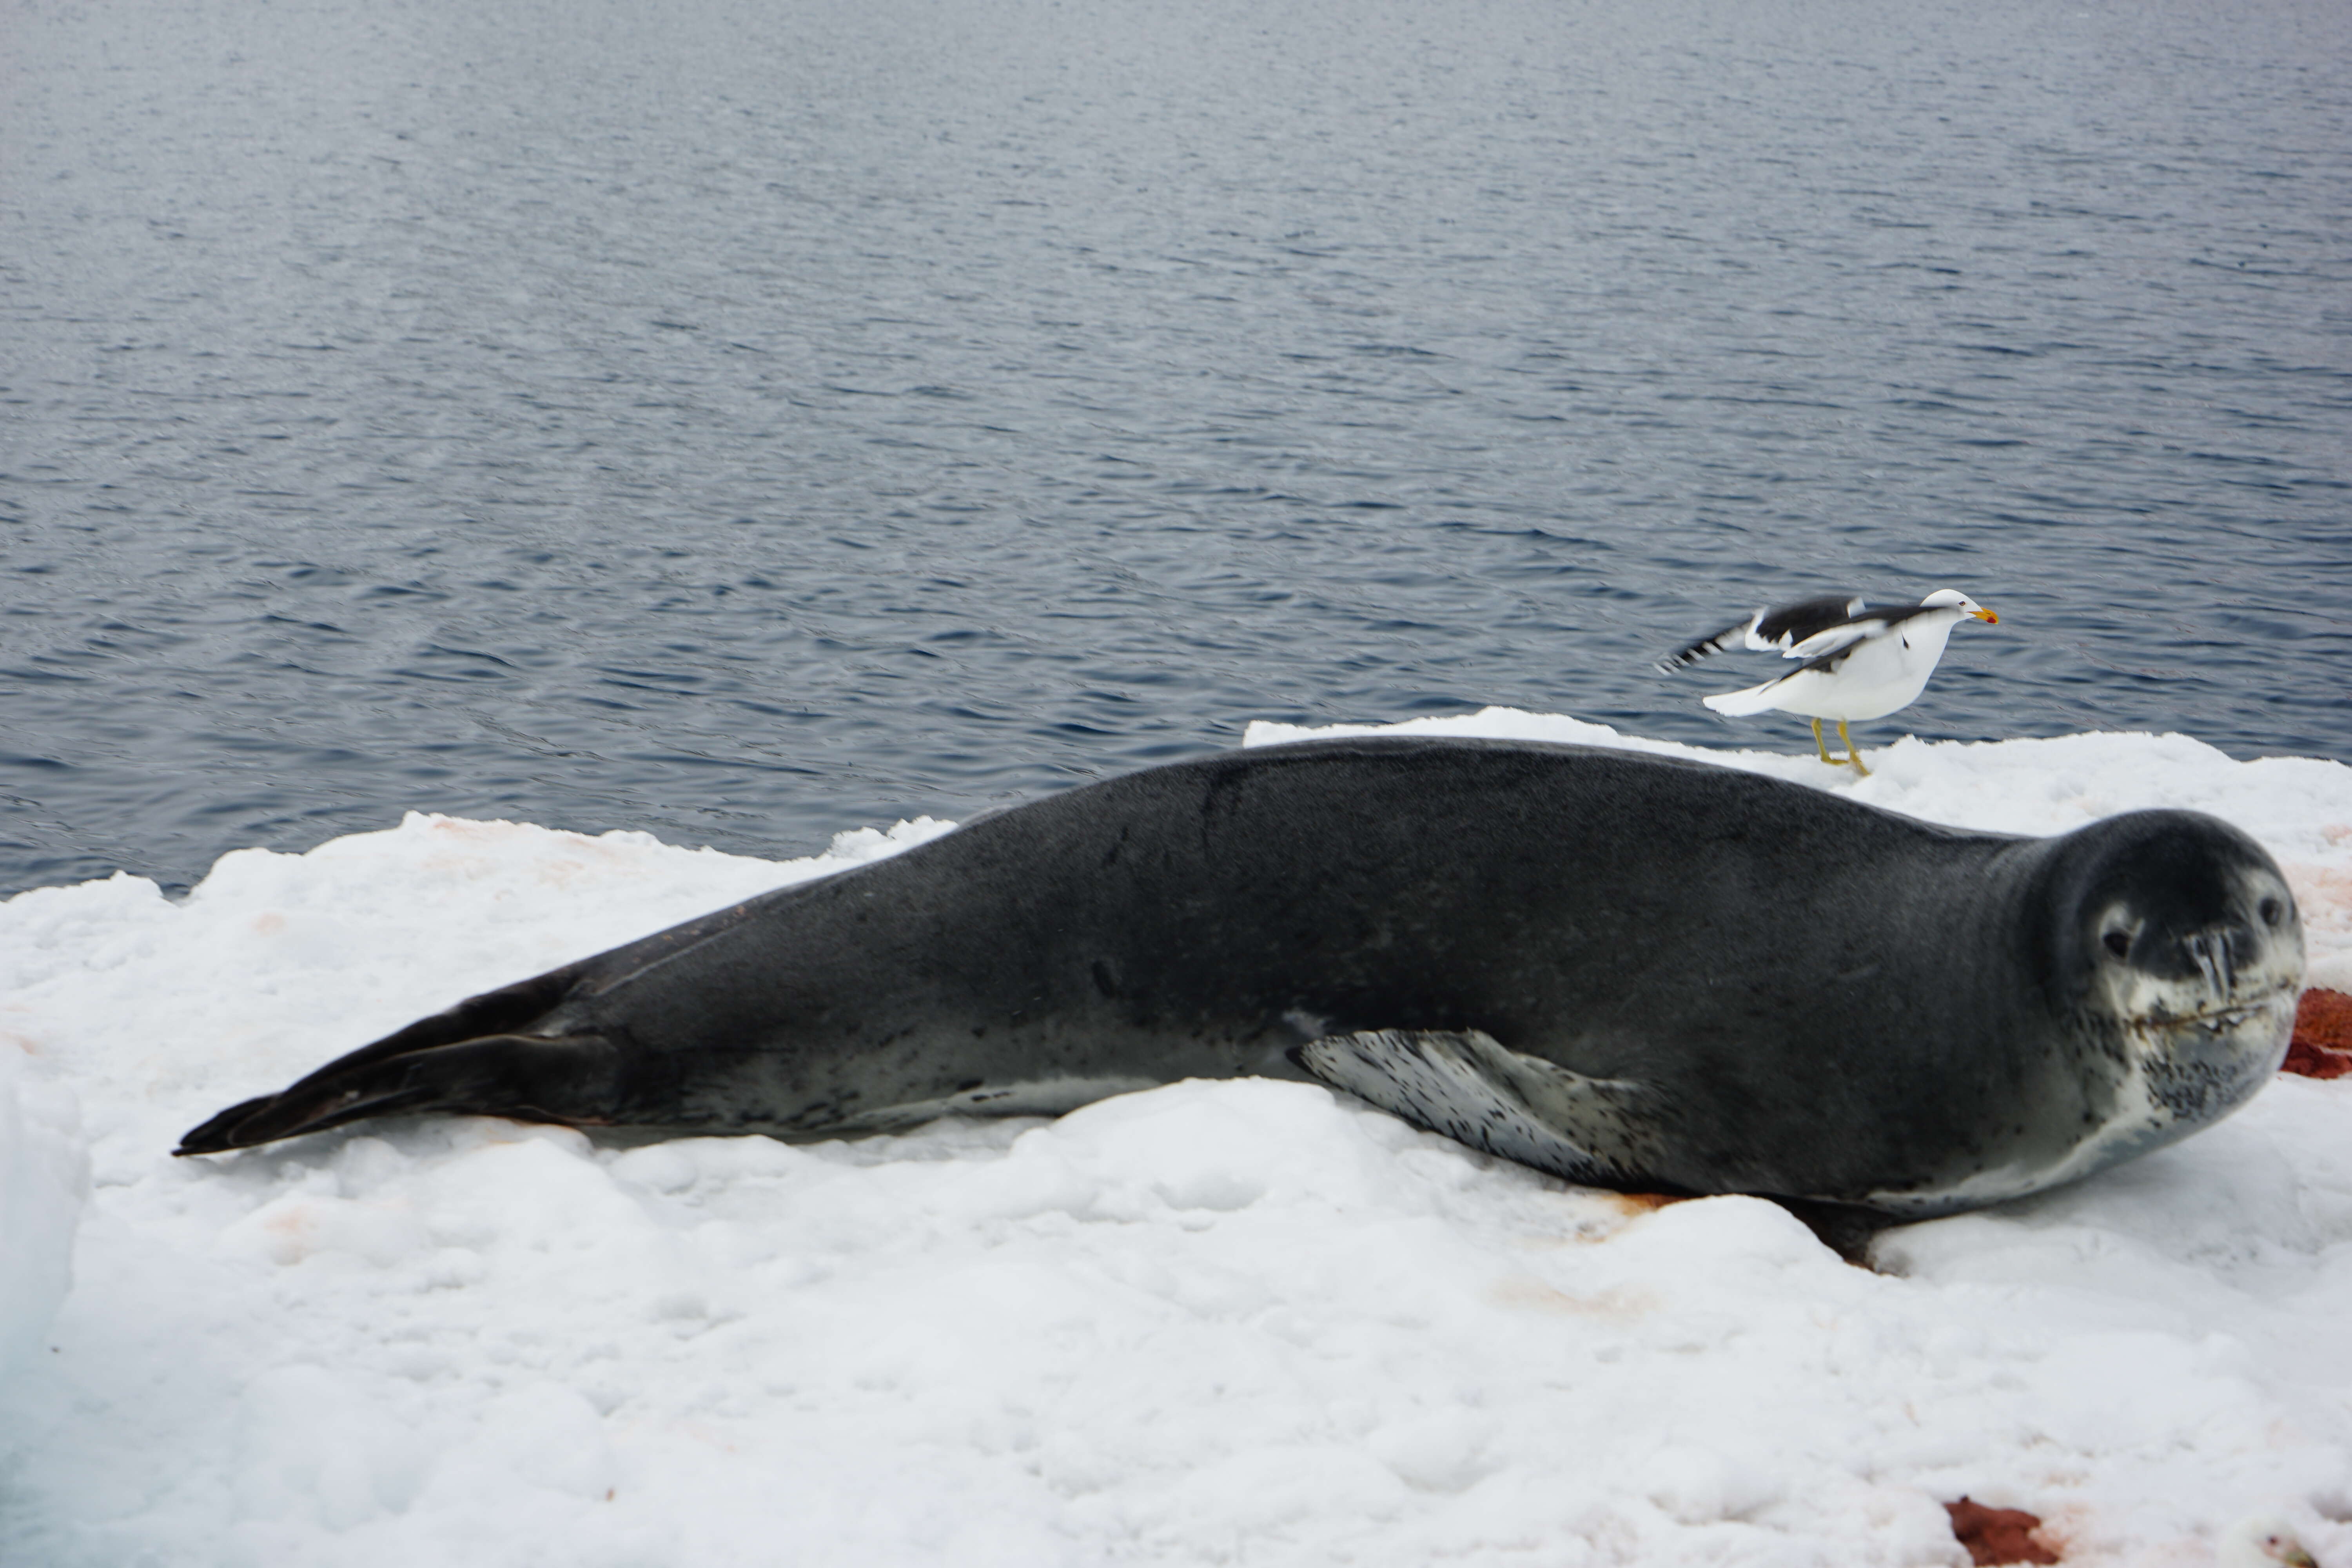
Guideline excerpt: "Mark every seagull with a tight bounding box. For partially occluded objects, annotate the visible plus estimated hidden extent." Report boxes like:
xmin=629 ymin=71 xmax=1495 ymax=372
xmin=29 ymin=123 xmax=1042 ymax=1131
xmin=2216 ymin=1514 xmax=2318 ymax=1568
xmin=1658 ymin=588 xmax=1999 ymax=775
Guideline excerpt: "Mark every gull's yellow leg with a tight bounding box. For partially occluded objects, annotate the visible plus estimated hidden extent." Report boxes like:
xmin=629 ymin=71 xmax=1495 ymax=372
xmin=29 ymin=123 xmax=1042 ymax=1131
xmin=1810 ymin=718 xmax=1838 ymax=765
xmin=1840 ymin=720 xmax=1870 ymax=777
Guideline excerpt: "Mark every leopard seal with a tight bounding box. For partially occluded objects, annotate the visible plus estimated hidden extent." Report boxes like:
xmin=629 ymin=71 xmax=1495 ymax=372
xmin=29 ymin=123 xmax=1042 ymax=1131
xmin=176 ymin=737 xmax=2304 ymax=1217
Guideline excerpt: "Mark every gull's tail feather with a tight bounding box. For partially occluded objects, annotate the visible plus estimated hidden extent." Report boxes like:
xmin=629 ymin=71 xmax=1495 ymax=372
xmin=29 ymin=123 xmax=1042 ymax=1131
xmin=1701 ymin=678 xmax=1791 ymax=718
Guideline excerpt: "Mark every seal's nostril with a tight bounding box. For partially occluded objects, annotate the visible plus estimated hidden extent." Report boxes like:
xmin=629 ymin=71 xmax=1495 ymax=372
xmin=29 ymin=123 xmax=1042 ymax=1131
xmin=2103 ymin=930 xmax=2131 ymax=959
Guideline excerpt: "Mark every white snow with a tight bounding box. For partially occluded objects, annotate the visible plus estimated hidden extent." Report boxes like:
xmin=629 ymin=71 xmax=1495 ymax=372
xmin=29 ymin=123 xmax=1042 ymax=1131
xmin=2 ymin=716 xmax=2349 ymax=1566
xmin=0 ymin=1038 xmax=86 ymax=1383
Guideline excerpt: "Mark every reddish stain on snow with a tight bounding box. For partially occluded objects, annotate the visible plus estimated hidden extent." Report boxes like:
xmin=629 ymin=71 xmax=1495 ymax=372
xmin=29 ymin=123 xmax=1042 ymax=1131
xmin=1945 ymin=1497 xmax=2060 ymax=1566
xmin=2284 ymin=988 xmax=2352 ymax=1080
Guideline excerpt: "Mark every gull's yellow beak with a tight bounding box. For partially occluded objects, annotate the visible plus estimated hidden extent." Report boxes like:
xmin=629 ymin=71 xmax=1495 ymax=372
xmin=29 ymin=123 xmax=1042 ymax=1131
xmin=1972 ymin=606 xmax=2000 ymax=624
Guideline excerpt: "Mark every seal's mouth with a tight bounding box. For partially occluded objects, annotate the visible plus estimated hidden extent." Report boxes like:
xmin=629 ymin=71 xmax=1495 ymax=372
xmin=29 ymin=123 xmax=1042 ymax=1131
xmin=2122 ymin=983 xmax=2298 ymax=1041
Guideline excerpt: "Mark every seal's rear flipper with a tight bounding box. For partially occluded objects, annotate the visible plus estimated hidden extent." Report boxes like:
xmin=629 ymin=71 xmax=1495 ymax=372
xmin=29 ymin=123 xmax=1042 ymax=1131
xmin=175 ymin=1033 xmax=624 ymax=1156
xmin=1292 ymin=1028 xmax=1655 ymax=1189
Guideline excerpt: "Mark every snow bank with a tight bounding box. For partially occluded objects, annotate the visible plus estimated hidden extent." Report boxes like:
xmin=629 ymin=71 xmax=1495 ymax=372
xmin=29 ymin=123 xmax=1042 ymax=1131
xmin=0 ymin=1044 xmax=85 ymax=1381
xmin=0 ymin=726 xmax=2348 ymax=1566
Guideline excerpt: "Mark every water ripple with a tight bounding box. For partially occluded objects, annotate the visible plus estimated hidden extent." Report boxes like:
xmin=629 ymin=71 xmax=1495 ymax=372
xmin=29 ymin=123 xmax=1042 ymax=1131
xmin=2 ymin=0 xmax=2347 ymax=894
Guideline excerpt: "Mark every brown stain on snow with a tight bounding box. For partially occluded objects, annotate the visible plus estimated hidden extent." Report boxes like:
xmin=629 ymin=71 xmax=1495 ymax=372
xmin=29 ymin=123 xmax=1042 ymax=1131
xmin=2285 ymin=988 xmax=2352 ymax=1080
xmin=1944 ymin=1497 xmax=2061 ymax=1565
xmin=1486 ymin=1278 xmax=1658 ymax=1320
xmin=1604 ymin=1191 xmax=1692 ymax=1215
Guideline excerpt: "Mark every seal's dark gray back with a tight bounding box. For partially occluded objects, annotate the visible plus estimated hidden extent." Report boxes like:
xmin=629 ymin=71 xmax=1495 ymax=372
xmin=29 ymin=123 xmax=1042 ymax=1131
xmin=569 ymin=738 xmax=2043 ymax=1171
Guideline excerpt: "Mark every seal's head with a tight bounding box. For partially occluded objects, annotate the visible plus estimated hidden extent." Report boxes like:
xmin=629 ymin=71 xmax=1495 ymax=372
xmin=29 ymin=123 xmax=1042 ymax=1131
xmin=1884 ymin=809 xmax=2307 ymax=1216
xmin=2047 ymin=809 xmax=2303 ymax=1128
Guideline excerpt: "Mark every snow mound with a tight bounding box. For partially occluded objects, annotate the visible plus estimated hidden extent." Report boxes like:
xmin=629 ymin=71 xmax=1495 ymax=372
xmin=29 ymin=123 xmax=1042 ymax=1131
xmin=0 ymin=1044 xmax=87 ymax=1381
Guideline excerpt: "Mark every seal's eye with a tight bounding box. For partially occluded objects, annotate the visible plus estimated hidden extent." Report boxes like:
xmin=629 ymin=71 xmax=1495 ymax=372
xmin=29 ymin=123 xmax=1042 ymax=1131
xmin=2102 ymin=929 xmax=2131 ymax=959
xmin=2259 ymin=896 xmax=2284 ymax=928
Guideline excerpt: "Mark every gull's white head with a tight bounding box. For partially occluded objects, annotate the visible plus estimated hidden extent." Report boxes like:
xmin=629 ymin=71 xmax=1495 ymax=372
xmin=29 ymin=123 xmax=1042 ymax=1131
xmin=2217 ymin=1514 xmax=2318 ymax=1568
xmin=1921 ymin=588 xmax=2000 ymax=624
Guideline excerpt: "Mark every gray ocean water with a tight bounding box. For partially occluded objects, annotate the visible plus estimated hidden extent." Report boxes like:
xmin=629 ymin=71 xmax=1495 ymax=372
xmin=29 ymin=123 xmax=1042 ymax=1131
xmin=4 ymin=0 xmax=2348 ymax=897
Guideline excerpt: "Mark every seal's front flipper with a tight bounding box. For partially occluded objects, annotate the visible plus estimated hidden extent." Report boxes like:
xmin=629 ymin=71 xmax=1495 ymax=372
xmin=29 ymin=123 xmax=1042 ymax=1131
xmin=1293 ymin=1028 xmax=1658 ymax=1189
xmin=175 ymin=1033 xmax=624 ymax=1156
